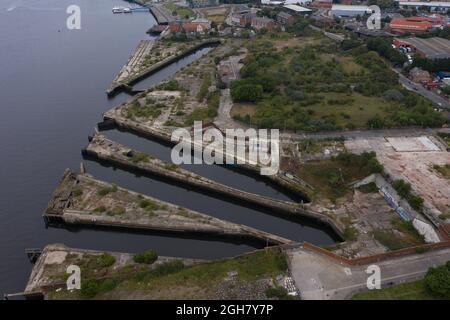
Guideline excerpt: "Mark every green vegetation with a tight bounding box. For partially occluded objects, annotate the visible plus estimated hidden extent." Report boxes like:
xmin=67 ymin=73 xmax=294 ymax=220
xmin=93 ymin=206 xmax=106 ymax=213
xmin=424 ymin=261 xmax=450 ymax=299
xmin=439 ymin=213 xmax=450 ymax=221
xmin=357 ymin=182 xmax=379 ymax=194
xmin=354 ymin=260 xmax=450 ymax=300
xmin=411 ymin=56 xmax=450 ymax=73
xmin=107 ymin=206 xmax=125 ymax=216
xmin=139 ymin=199 xmax=159 ymax=212
xmin=230 ymin=34 xmax=444 ymax=131
xmin=129 ymin=152 xmax=150 ymax=164
xmin=185 ymin=90 xmax=220 ymax=125
xmin=433 ymin=164 xmax=450 ymax=179
xmin=366 ymin=38 xmax=406 ymax=65
xmin=343 ymin=226 xmax=359 ymax=241
xmin=392 ymin=179 xmax=424 ymax=211
xmin=96 ymin=253 xmax=116 ymax=268
xmin=51 ymin=248 xmax=288 ymax=300
xmin=97 ymin=184 xmax=118 ymax=196
xmin=125 ymin=100 xmax=164 ymax=120
xmin=197 ymin=74 xmax=211 ymax=102
xmin=373 ymin=218 xmax=424 ymax=251
xmin=352 ymin=280 xmax=434 ymax=300
xmin=438 ymin=132 xmax=450 ymax=146
xmin=265 ymin=286 xmax=294 ymax=300
xmin=133 ymin=250 xmax=158 ymax=264
xmin=73 ymin=189 xmax=83 ymax=197
xmin=164 ymin=2 xmax=193 ymax=19
xmin=157 ymin=80 xmax=184 ymax=91
xmin=297 ymin=152 xmax=383 ymax=200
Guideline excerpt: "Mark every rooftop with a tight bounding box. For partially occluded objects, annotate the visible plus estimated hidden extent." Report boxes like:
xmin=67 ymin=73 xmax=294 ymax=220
xmin=283 ymin=4 xmax=312 ymax=12
xmin=331 ymin=4 xmax=370 ymax=11
xmin=401 ymin=37 xmax=450 ymax=59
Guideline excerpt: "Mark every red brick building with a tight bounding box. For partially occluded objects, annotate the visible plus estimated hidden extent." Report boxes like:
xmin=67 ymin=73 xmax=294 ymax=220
xmin=389 ymin=17 xmax=433 ymax=34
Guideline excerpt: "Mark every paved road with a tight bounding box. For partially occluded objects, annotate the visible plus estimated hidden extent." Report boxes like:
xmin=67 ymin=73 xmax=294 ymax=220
xmin=286 ymin=245 xmax=450 ymax=300
xmin=395 ymin=69 xmax=450 ymax=110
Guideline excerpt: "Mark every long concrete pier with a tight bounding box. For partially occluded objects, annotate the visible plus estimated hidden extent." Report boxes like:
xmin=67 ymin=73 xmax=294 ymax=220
xmin=149 ymin=4 xmax=174 ymax=25
xmin=102 ymin=108 xmax=314 ymax=201
xmin=82 ymin=134 xmax=344 ymax=237
xmin=106 ymin=39 xmax=220 ymax=97
xmin=23 ymin=244 xmax=203 ymax=295
xmin=44 ymin=169 xmax=292 ymax=246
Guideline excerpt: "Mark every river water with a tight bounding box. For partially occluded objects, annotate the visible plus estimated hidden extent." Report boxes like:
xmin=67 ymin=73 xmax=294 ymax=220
xmin=0 ymin=0 xmax=336 ymax=295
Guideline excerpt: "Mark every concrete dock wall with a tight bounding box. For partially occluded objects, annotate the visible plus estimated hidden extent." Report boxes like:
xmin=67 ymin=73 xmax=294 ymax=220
xmin=44 ymin=170 xmax=292 ymax=246
xmin=106 ymin=40 xmax=221 ymax=96
xmin=82 ymin=134 xmax=344 ymax=238
xmin=101 ymin=113 xmax=313 ymax=201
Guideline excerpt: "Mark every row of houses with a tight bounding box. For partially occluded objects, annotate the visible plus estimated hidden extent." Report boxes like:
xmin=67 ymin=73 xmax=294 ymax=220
xmin=231 ymin=10 xmax=296 ymax=31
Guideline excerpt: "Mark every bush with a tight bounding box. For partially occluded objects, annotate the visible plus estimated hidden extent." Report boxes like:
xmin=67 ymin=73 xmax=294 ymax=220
xmin=97 ymin=185 xmax=118 ymax=196
xmin=424 ymin=262 xmax=450 ymax=299
xmin=393 ymin=180 xmax=411 ymax=198
xmin=93 ymin=206 xmax=106 ymax=213
xmin=230 ymin=80 xmax=263 ymax=102
xmin=73 ymin=189 xmax=83 ymax=197
xmin=139 ymin=199 xmax=159 ymax=211
xmin=344 ymin=226 xmax=358 ymax=241
xmin=96 ymin=253 xmax=116 ymax=268
xmin=409 ymin=196 xmax=424 ymax=211
xmin=80 ymin=279 xmax=99 ymax=299
xmin=265 ymin=286 xmax=292 ymax=299
xmin=133 ymin=250 xmax=158 ymax=264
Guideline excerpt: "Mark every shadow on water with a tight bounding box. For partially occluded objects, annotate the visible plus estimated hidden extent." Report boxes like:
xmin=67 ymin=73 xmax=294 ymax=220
xmin=82 ymin=155 xmax=341 ymax=244
xmin=102 ymin=128 xmax=306 ymax=202
xmin=45 ymin=221 xmax=267 ymax=249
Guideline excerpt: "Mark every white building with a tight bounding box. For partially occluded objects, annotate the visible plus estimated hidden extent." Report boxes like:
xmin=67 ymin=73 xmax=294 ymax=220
xmin=330 ymin=5 xmax=371 ymax=18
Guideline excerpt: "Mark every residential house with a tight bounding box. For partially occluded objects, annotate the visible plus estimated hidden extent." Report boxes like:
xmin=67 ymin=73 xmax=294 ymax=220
xmin=276 ymin=11 xmax=295 ymax=26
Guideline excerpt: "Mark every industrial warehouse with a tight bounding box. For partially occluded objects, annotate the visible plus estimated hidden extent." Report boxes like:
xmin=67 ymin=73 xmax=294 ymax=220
xmin=394 ymin=37 xmax=450 ymax=59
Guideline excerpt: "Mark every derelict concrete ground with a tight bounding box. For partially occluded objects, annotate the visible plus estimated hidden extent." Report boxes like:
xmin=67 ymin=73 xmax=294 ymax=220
xmin=286 ymin=244 xmax=450 ymax=300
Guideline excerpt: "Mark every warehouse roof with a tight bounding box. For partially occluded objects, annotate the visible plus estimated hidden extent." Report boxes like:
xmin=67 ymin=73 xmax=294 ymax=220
xmin=397 ymin=1 xmax=450 ymax=8
xmin=283 ymin=4 xmax=312 ymax=12
xmin=400 ymin=37 xmax=450 ymax=59
xmin=331 ymin=4 xmax=370 ymax=11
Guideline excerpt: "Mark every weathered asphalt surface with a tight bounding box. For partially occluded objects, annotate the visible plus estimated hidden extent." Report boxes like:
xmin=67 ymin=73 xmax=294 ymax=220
xmin=395 ymin=69 xmax=450 ymax=110
xmin=286 ymin=245 xmax=450 ymax=300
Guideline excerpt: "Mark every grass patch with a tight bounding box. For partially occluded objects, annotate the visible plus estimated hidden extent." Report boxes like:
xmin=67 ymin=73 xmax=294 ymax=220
xmin=164 ymin=2 xmax=194 ymax=19
xmin=125 ymin=101 xmax=163 ymax=120
xmin=185 ymin=90 xmax=220 ymax=126
xmin=297 ymin=152 xmax=382 ymax=200
xmin=133 ymin=250 xmax=158 ymax=264
xmin=59 ymin=248 xmax=288 ymax=299
xmin=231 ymin=33 xmax=445 ymax=131
xmin=352 ymin=280 xmax=435 ymax=300
xmin=373 ymin=225 xmax=423 ymax=251
xmin=357 ymin=182 xmax=378 ymax=193
xmin=93 ymin=206 xmax=106 ymax=213
xmin=107 ymin=206 xmax=125 ymax=216
xmin=139 ymin=199 xmax=159 ymax=211
xmin=129 ymin=152 xmax=150 ymax=164
xmin=343 ymin=226 xmax=358 ymax=241
xmin=97 ymin=184 xmax=118 ymax=196
xmin=433 ymin=164 xmax=450 ymax=179
xmin=73 ymin=189 xmax=83 ymax=197
xmin=96 ymin=253 xmax=116 ymax=268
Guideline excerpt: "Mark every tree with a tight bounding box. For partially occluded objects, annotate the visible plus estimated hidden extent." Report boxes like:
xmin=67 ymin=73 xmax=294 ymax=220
xmin=230 ymin=80 xmax=263 ymax=102
xmin=424 ymin=262 xmax=450 ymax=299
xmin=393 ymin=179 xmax=412 ymax=198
